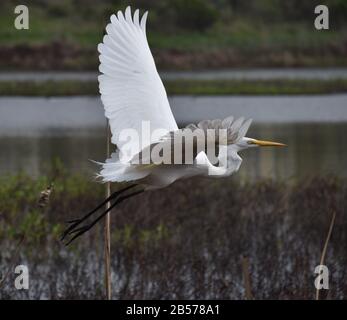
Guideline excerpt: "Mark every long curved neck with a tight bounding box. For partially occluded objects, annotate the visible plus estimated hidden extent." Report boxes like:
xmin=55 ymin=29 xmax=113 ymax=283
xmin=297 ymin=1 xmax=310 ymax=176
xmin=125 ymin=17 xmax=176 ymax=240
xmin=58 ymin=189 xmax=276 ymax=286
xmin=205 ymin=145 xmax=242 ymax=176
xmin=218 ymin=145 xmax=242 ymax=173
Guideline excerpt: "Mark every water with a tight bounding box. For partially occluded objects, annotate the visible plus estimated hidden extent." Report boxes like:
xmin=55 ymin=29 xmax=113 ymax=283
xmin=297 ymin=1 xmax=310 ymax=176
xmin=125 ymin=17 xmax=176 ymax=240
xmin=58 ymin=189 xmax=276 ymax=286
xmin=0 ymin=95 xmax=346 ymax=180
xmin=1 ymin=94 xmax=346 ymax=299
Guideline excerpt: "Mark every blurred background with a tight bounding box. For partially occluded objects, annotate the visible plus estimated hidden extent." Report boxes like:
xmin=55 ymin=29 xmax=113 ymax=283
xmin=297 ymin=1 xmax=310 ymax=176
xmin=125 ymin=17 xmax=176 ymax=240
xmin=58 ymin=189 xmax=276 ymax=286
xmin=0 ymin=0 xmax=347 ymax=70
xmin=0 ymin=0 xmax=346 ymax=299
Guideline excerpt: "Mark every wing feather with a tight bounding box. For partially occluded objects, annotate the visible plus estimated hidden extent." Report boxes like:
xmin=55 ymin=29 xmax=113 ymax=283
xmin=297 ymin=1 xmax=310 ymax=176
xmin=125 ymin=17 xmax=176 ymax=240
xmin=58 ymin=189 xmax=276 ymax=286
xmin=98 ymin=7 xmax=178 ymax=159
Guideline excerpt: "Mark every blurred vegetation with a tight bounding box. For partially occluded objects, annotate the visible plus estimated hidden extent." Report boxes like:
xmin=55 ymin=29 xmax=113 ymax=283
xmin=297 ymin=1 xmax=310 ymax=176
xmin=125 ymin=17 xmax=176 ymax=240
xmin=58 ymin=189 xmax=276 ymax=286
xmin=0 ymin=0 xmax=346 ymax=69
xmin=1 ymin=78 xmax=347 ymax=96
xmin=0 ymin=159 xmax=104 ymax=246
xmin=0 ymin=164 xmax=346 ymax=299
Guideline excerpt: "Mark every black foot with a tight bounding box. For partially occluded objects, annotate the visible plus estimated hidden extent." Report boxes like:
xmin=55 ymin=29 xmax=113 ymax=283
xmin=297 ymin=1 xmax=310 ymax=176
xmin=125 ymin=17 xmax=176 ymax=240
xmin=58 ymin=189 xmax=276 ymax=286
xmin=60 ymin=184 xmax=137 ymax=242
xmin=62 ymin=187 xmax=144 ymax=245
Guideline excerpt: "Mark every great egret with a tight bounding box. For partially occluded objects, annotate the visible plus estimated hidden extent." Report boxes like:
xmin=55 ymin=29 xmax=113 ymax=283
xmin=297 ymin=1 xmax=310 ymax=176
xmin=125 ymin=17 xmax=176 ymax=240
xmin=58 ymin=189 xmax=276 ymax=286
xmin=61 ymin=7 xmax=285 ymax=245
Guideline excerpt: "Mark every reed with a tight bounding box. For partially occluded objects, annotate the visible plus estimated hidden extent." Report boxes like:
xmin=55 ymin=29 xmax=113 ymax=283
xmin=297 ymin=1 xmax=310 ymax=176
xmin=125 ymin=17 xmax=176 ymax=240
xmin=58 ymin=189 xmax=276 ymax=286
xmin=104 ymin=122 xmax=112 ymax=300
xmin=241 ymin=256 xmax=253 ymax=300
xmin=315 ymin=211 xmax=336 ymax=300
xmin=1 ymin=174 xmax=346 ymax=299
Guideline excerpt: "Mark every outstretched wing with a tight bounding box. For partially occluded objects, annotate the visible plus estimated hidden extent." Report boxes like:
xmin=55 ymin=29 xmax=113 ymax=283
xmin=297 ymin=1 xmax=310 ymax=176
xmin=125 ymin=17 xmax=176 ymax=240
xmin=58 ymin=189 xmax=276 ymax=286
xmin=98 ymin=6 xmax=178 ymax=159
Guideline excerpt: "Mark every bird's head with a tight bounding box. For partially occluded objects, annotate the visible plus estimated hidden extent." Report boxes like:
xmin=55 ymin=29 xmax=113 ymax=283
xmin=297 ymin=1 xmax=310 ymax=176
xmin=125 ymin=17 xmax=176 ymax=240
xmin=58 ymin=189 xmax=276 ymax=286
xmin=235 ymin=137 xmax=286 ymax=151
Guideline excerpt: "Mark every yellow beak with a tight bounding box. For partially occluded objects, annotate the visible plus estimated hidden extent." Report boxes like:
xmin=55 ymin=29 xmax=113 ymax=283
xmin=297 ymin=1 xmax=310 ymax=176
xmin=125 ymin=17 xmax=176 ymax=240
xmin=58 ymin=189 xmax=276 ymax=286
xmin=251 ymin=139 xmax=286 ymax=147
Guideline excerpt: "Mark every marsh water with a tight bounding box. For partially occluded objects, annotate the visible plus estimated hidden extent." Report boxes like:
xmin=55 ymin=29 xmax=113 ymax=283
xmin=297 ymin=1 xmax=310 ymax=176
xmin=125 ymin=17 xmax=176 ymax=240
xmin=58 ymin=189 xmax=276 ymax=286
xmin=1 ymin=94 xmax=346 ymax=180
xmin=1 ymin=94 xmax=347 ymax=299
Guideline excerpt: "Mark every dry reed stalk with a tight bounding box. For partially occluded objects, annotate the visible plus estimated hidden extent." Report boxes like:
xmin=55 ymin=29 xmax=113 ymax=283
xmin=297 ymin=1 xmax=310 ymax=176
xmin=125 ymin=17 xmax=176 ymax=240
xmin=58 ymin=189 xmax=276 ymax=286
xmin=316 ymin=211 xmax=336 ymax=300
xmin=241 ymin=256 xmax=253 ymax=300
xmin=104 ymin=122 xmax=112 ymax=300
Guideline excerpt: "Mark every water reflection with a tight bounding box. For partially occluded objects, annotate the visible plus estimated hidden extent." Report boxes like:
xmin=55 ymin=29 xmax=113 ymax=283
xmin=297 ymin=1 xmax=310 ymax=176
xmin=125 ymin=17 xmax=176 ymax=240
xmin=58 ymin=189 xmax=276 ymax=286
xmin=241 ymin=123 xmax=347 ymax=180
xmin=1 ymin=123 xmax=346 ymax=181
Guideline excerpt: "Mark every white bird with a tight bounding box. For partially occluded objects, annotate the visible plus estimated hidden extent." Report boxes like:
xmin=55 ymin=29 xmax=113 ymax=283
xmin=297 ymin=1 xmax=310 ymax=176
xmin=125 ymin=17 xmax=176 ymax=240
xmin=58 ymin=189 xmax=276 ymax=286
xmin=61 ymin=7 xmax=285 ymax=244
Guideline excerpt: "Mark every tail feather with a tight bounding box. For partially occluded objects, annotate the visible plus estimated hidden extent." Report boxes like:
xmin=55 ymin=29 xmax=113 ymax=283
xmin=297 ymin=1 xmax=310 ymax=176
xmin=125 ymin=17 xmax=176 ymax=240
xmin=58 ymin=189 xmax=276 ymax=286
xmin=93 ymin=151 xmax=151 ymax=183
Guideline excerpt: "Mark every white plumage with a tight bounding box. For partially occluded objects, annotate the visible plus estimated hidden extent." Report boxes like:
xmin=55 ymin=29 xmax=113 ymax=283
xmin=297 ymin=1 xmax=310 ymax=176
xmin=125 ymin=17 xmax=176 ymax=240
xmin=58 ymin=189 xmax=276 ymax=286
xmin=61 ymin=6 xmax=285 ymax=245
xmin=97 ymin=6 xmax=285 ymax=190
xmin=98 ymin=6 xmax=177 ymax=159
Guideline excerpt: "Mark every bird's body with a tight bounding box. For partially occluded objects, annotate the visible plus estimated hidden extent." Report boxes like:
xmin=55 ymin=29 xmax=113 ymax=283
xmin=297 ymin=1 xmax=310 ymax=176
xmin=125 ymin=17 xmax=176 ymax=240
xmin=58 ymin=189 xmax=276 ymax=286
xmin=107 ymin=147 xmax=243 ymax=190
xmin=97 ymin=117 xmax=249 ymax=190
xmin=61 ymin=7 xmax=285 ymax=244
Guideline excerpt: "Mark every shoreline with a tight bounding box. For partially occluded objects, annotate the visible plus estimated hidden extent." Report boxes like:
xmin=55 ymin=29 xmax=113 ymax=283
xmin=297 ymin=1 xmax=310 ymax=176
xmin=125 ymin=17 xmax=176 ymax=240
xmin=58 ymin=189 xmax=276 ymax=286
xmin=1 ymin=78 xmax=347 ymax=96
xmin=1 ymin=68 xmax=347 ymax=82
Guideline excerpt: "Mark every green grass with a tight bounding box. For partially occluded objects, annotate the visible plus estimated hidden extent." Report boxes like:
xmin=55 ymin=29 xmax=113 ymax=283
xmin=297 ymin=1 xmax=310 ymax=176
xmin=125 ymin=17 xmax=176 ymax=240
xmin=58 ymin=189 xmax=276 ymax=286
xmin=150 ymin=22 xmax=346 ymax=52
xmin=0 ymin=5 xmax=104 ymax=47
xmin=0 ymin=3 xmax=346 ymax=69
xmin=1 ymin=5 xmax=344 ymax=52
xmin=165 ymin=79 xmax=347 ymax=95
xmin=1 ymin=79 xmax=347 ymax=96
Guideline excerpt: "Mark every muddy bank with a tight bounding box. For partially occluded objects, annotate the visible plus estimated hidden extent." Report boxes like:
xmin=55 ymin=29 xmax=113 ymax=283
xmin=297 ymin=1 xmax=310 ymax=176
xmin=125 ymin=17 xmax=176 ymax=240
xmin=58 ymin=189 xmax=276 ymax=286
xmin=1 ymin=42 xmax=346 ymax=71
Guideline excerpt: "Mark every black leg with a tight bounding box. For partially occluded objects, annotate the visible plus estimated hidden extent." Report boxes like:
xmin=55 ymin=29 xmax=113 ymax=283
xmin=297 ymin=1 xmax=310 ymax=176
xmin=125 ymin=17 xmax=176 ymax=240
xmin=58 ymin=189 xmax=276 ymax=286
xmin=63 ymin=189 xmax=144 ymax=246
xmin=60 ymin=184 xmax=137 ymax=241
